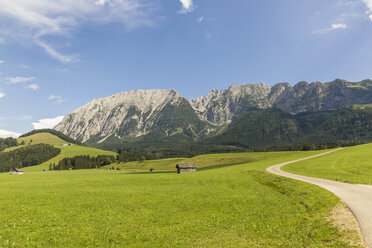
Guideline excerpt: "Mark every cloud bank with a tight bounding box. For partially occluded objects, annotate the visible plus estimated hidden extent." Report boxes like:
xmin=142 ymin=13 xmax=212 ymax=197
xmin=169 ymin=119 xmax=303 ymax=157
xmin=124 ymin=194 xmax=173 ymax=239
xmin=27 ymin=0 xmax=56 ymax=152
xmin=362 ymin=0 xmax=372 ymax=20
xmin=0 ymin=129 xmax=21 ymax=138
xmin=32 ymin=116 xmax=65 ymax=129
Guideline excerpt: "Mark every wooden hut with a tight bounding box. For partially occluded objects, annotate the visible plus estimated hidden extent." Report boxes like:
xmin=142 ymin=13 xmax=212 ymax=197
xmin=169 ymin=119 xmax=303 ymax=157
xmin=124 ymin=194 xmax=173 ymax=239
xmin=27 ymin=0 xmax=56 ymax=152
xmin=176 ymin=163 xmax=197 ymax=174
xmin=11 ymin=168 xmax=24 ymax=175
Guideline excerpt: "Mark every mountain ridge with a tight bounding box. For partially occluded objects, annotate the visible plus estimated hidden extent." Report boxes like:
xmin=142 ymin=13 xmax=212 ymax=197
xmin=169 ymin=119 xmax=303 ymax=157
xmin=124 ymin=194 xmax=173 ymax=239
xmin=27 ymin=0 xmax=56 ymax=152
xmin=54 ymin=79 xmax=372 ymax=147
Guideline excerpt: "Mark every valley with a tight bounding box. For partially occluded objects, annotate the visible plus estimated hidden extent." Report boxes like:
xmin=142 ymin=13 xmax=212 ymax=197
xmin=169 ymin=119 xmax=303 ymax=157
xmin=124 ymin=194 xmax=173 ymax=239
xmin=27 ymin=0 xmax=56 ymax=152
xmin=0 ymin=127 xmax=370 ymax=247
xmin=0 ymin=146 xmax=366 ymax=247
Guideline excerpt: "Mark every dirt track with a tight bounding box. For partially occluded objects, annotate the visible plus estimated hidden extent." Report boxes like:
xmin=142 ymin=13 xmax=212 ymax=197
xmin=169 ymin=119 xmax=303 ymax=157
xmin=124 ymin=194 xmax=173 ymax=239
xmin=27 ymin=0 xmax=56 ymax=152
xmin=266 ymin=148 xmax=372 ymax=247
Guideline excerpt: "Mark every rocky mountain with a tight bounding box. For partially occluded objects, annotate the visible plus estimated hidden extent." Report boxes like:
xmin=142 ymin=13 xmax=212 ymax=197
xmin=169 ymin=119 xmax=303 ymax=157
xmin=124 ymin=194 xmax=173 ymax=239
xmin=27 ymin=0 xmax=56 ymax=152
xmin=55 ymin=79 xmax=372 ymax=146
xmin=54 ymin=89 xmax=213 ymax=143
xmin=192 ymin=79 xmax=372 ymax=124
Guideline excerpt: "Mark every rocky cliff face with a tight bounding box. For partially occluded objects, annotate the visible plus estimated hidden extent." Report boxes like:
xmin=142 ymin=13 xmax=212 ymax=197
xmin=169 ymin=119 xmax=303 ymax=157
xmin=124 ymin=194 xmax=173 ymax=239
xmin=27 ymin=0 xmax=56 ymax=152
xmin=54 ymin=89 xmax=211 ymax=143
xmin=55 ymin=79 xmax=372 ymax=143
xmin=192 ymin=79 xmax=372 ymax=124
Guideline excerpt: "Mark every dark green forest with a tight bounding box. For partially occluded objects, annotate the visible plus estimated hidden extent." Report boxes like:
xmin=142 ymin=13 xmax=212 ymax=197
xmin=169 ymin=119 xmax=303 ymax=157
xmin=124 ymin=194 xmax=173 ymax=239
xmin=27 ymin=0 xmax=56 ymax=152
xmin=53 ymin=155 xmax=115 ymax=170
xmin=205 ymin=106 xmax=372 ymax=151
xmin=0 ymin=137 xmax=19 ymax=151
xmin=0 ymin=144 xmax=61 ymax=172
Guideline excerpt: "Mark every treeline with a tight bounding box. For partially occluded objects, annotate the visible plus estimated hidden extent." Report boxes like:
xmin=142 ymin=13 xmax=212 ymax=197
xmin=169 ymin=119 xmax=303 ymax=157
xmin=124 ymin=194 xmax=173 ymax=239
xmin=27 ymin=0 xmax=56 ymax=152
xmin=0 ymin=144 xmax=61 ymax=172
xmin=116 ymin=150 xmax=160 ymax=162
xmin=52 ymin=155 xmax=115 ymax=170
xmin=19 ymin=129 xmax=81 ymax=145
xmin=0 ymin=137 xmax=19 ymax=151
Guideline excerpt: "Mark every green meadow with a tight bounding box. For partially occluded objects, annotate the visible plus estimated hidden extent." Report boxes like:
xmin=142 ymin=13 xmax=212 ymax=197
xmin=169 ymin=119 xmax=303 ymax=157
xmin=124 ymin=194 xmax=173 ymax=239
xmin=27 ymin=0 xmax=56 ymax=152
xmin=107 ymin=153 xmax=263 ymax=171
xmin=283 ymin=143 xmax=372 ymax=185
xmin=0 ymin=149 xmax=364 ymax=247
xmin=2 ymin=133 xmax=118 ymax=172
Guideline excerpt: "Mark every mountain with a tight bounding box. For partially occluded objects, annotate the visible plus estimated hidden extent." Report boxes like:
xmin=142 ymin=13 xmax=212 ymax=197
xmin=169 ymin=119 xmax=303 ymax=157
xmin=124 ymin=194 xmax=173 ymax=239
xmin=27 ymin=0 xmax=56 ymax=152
xmin=206 ymin=105 xmax=372 ymax=151
xmin=55 ymin=89 xmax=214 ymax=144
xmin=54 ymin=79 xmax=372 ymax=151
xmin=191 ymin=79 xmax=372 ymax=124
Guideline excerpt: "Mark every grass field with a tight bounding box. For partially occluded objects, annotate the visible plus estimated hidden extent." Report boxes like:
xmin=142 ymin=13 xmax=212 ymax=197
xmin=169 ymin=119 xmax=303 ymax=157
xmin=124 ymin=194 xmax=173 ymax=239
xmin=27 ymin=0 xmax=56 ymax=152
xmin=283 ymin=143 xmax=372 ymax=185
xmin=107 ymin=153 xmax=263 ymax=171
xmin=0 ymin=150 xmax=364 ymax=247
xmin=18 ymin=132 xmax=66 ymax=145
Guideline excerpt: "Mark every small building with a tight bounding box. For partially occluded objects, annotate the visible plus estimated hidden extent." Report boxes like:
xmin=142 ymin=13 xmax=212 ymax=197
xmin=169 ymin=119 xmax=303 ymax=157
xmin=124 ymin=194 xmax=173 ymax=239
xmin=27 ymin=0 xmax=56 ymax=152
xmin=62 ymin=143 xmax=73 ymax=146
xmin=11 ymin=168 xmax=24 ymax=175
xmin=176 ymin=163 xmax=197 ymax=174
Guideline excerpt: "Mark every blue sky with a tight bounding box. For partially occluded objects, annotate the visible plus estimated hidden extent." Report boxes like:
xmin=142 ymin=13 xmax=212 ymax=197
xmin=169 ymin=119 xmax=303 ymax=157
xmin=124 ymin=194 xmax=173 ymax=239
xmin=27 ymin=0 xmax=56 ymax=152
xmin=1 ymin=0 xmax=372 ymax=137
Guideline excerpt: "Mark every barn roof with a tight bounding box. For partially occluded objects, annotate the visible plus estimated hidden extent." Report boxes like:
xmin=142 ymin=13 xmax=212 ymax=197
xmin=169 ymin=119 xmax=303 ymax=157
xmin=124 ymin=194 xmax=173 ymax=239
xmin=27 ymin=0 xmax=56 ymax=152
xmin=12 ymin=168 xmax=24 ymax=172
xmin=176 ymin=163 xmax=197 ymax=169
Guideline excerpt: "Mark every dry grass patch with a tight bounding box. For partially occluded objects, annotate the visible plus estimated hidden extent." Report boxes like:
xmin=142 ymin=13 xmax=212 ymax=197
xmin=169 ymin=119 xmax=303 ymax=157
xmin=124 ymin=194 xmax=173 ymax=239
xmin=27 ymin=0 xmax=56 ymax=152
xmin=328 ymin=202 xmax=366 ymax=247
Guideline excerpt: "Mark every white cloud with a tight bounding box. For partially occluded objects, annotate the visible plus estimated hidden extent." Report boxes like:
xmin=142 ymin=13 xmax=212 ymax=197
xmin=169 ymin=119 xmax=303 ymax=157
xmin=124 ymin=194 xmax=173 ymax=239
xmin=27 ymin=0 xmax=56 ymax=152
xmin=178 ymin=0 xmax=194 ymax=14
xmin=36 ymin=40 xmax=76 ymax=64
xmin=95 ymin=0 xmax=108 ymax=6
xmin=362 ymin=0 xmax=372 ymax=11
xmin=362 ymin=0 xmax=372 ymax=20
xmin=331 ymin=23 xmax=348 ymax=29
xmin=196 ymin=16 xmax=204 ymax=23
xmin=0 ymin=129 xmax=21 ymax=138
xmin=48 ymin=95 xmax=62 ymax=100
xmin=0 ymin=0 xmax=157 ymax=63
xmin=48 ymin=94 xmax=64 ymax=104
xmin=0 ymin=37 xmax=4 ymax=44
xmin=7 ymin=76 xmax=35 ymax=84
xmin=313 ymin=23 xmax=348 ymax=34
xmin=0 ymin=59 xmax=4 ymax=63
xmin=32 ymin=116 xmax=65 ymax=129
xmin=0 ymin=92 xmax=5 ymax=98
xmin=27 ymin=84 xmax=40 ymax=90
xmin=205 ymin=32 xmax=212 ymax=39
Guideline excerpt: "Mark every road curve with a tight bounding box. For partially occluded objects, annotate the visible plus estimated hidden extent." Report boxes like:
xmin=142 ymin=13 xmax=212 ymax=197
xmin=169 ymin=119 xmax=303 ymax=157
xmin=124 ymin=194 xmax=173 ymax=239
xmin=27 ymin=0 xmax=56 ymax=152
xmin=266 ymin=148 xmax=372 ymax=248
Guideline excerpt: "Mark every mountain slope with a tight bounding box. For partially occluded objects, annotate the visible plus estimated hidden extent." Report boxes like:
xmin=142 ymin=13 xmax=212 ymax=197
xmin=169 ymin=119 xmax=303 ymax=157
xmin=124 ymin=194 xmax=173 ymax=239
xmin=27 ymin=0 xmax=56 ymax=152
xmin=207 ymin=106 xmax=372 ymax=150
xmin=54 ymin=79 xmax=372 ymax=150
xmin=192 ymin=79 xmax=372 ymax=124
xmin=55 ymin=89 xmax=214 ymax=144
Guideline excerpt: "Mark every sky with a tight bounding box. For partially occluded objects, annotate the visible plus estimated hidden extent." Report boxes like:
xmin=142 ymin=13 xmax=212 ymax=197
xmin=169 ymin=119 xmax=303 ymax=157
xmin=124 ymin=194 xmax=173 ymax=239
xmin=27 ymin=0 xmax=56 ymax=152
xmin=1 ymin=0 xmax=372 ymax=137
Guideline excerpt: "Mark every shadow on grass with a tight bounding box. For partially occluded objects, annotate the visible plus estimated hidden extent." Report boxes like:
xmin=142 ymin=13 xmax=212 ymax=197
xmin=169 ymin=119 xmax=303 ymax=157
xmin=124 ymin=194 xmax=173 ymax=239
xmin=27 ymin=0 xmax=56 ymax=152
xmin=198 ymin=160 xmax=259 ymax=171
xmin=122 ymin=170 xmax=177 ymax=175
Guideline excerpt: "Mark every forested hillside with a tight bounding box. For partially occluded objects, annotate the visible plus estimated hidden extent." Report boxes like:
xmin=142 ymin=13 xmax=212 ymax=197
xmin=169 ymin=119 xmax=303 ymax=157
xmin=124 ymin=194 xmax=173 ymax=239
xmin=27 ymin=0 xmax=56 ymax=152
xmin=0 ymin=144 xmax=61 ymax=172
xmin=206 ymin=106 xmax=372 ymax=151
xmin=0 ymin=137 xmax=19 ymax=151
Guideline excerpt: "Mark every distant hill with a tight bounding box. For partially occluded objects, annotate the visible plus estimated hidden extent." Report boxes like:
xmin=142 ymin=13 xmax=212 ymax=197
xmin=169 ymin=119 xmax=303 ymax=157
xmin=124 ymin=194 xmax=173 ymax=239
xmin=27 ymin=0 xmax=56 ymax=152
xmin=53 ymin=79 xmax=372 ymax=152
xmin=4 ymin=131 xmax=116 ymax=172
xmin=19 ymin=129 xmax=81 ymax=145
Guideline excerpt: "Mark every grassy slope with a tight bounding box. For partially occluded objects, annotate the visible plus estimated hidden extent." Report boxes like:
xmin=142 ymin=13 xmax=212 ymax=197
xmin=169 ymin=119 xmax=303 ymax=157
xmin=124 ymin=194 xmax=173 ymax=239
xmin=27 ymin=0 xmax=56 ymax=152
xmin=18 ymin=132 xmax=66 ymax=145
xmin=2 ymin=133 xmax=117 ymax=171
xmin=283 ymin=143 xmax=372 ymax=185
xmin=107 ymin=153 xmax=263 ymax=171
xmin=0 ymin=150 xmax=363 ymax=247
xmin=25 ymin=145 xmax=117 ymax=171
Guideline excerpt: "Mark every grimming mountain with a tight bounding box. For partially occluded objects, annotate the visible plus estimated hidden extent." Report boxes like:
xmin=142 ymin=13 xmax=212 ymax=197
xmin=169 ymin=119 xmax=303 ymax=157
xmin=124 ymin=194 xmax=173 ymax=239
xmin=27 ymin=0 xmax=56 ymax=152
xmin=54 ymin=79 xmax=372 ymax=152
